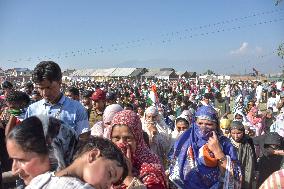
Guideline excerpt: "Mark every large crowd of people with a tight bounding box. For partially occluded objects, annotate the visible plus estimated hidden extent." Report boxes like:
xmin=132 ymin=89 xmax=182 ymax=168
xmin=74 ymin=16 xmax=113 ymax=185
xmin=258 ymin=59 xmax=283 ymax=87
xmin=0 ymin=61 xmax=283 ymax=189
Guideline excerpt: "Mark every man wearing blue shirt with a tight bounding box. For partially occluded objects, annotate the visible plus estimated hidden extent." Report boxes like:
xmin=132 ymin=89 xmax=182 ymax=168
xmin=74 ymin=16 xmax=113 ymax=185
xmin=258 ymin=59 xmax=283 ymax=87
xmin=25 ymin=61 xmax=89 ymax=135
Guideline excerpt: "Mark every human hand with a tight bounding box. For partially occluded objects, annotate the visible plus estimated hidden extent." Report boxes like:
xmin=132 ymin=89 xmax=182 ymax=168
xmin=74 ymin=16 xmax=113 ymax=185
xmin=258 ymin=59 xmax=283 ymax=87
xmin=117 ymin=142 xmax=133 ymax=176
xmin=207 ymin=131 xmax=223 ymax=159
xmin=122 ymin=145 xmax=135 ymax=186
xmin=272 ymin=149 xmax=284 ymax=156
xmin=147 ymin=123 xmax=158 ymax=136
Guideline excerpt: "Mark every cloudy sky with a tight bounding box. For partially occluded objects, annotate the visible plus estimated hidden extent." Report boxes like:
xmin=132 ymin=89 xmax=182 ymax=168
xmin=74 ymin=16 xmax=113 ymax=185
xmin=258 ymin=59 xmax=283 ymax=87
xmin=0 ymin=0 xmax=283 ymax=74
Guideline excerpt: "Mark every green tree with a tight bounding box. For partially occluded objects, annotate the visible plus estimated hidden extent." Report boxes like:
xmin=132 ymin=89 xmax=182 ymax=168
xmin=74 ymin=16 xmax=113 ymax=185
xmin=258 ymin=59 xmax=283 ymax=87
xmin=203 ymin=69 xmax=215 ymax=75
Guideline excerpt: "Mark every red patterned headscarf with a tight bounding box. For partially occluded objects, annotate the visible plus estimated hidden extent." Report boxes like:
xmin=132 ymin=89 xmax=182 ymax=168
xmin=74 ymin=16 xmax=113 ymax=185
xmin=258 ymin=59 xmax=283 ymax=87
xmin=111 ymin=110 xmax=166 ymax=188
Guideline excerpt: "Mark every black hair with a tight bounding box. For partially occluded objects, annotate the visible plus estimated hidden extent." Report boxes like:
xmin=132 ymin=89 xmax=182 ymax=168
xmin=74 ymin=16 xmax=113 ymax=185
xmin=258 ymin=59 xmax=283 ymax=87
xmin=5 ymin=90 xmax=30 ymax=106
xmin=73 ymin=136 xmax=128 ymax=183
xmin=32 ymin=90 xmax=41 ymax=96
xmin=176 ymin=117 xmax=189 ymax=126
xmin=32 ymin=61 xmax=62 ymax=83
xmin=7 ymin=116 xmax=48 ymax=155
xmin=215 ymin=92 xmax=222 ymax=99
xmin=82 ymin=90 xmax=93 ymax=98
xmin=25 ymin=82 xmax=34 ymax=89
xmin=67 ymin=87 xmax=80 ymax=96
xmin=124 ymin=103 xmax=134 ymax=110
xmin=2 ymin=81 xmax=13 ymax=89
xmin=204 ymin=93 xmax=212 ymax=99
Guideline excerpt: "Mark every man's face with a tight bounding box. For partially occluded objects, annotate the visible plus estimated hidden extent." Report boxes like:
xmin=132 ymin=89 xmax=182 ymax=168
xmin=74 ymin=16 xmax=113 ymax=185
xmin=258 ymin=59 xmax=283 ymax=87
xmin=94 ymin=99 xmax=105 ymax=110
xmin=145 ymin=113 xmax=158 ymax=124
xmin=65 ymin=91 xmax=79 ymax=101
xmin=36 ymin=80 xmax=61 ymax=104
xmin=82 ymin=97 xmax=92 ymax=107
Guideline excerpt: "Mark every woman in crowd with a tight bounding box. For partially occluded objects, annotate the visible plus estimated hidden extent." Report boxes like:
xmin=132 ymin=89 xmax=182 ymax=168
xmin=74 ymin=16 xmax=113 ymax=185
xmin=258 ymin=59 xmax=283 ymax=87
xmin=169 ymin=106 xmax=242 ymax=189
xmin=27 ymin=136 xmax=128 ymax=189
xmin=141 ymin=106 xmax=171 ymax=168
xmin=110 ymin=110 xmax=167 ymax=189
xmin=253 ymin=132 xmax=284 ymax=187
xmin=246 ymin=106 xmax=264 ymax=136
xmin=6 ymin=116 xmax=50 ymax=186
xmin=7 ymin=116 xmax=128 ymax=189
xmin=233 ymin=110 xmax=255 ymax=136
xmin=219 ymin=118 xmax=231 ymax=137
xmin=229 ymin=121 xmax=257 ymax=189
xmin=170 ymin=113 xmax=190 ymax=146
xmin=233 ymin=94 xmax=245 ymax=114
xmin=91 ymin=104 xmax=123 ymax=138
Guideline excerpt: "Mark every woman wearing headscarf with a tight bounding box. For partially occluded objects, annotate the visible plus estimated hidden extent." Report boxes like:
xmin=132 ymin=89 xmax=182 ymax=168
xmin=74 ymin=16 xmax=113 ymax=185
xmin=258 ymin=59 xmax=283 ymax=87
xmin=233 ymin=94 xmax=245 ymax=114
xmin=269 ymin=107 xmax=284 ymax=137
xmin=91 ymin=104 xmax=123 ymax=138
xmin=246 ymin=107 xmax=263 ymax=136
xmin=253 ymin=132 xmax=284 ymax=187
xmin=110 ymin=110 xmax=167 ymax=189
xmin=141 ymin=106 xmax=171 ymax=168
xmin=169 ymin=106 xmax=242 ymax=189
xmin=229 ymin=121 xmax=257 ymax=189
xmin=170 ymin=111 xmax=192 ymax=147
xmin=233 ymin=110 xmax=256 ymax=136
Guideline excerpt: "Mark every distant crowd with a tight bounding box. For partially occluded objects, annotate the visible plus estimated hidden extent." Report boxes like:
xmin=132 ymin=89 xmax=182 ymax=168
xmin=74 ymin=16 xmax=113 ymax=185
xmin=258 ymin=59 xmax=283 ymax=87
xmin=0 ymin=61 xmax=284 ymax=189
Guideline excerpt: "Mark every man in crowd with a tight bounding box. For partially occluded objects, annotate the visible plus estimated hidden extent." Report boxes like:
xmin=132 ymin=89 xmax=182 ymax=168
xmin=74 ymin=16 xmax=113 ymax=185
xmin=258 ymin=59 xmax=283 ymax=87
xmin=89 ymin=87 xmax=106 ymax=127
xmin=81 ymin=90 xmax=93 ymax=120
xmin=65 ymin=86 xmax=80 ymax=101
xmin=25 ymin=61 xmax=89 ymax=135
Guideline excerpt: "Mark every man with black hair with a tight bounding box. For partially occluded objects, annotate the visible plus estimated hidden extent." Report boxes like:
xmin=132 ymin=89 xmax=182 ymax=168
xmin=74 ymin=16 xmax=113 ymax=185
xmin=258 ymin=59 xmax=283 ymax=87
xmin=0 ymin=81 xmax=13 ymax=102
xmin=214 ymin=92 xmax=230 ymax=119
xmin=1 ymin=81 xmax=13 ymax=95
xmin=106 ymin=91 xmax=116 ymax=106
xmin=25 ymin=61 xmax=89 ymax=135
xmin=0 ymin=90 xmax=31 ymax=181
xmin=65 ymin=86 xmax=80 ymax=101
xmin=81 ymin=90 xmax=93 ymax=120
xmin=24 ymin=82 xmax=34 ymax=97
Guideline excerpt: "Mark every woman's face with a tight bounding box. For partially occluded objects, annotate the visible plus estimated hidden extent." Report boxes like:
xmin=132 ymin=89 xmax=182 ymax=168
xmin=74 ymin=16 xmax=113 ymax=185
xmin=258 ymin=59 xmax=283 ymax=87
xmin=6 ymin=139 xmax=50 ymax=185
xmin=235 ymin=114 xmax=243 ymax=122
xmin=137 ymin=107 xmax=144 ymax=116
xmin=176 ymin=120 xmax=189 ymax=133
xmin=230 ymin=129 xmax=244 ymax=142
xmin=111 ymin=125 xmax=137 ymax=154
xmin=84 ymin=156 xmax=123 ymax=189
xmin=196 ymin=118 xmax=217 ymax=137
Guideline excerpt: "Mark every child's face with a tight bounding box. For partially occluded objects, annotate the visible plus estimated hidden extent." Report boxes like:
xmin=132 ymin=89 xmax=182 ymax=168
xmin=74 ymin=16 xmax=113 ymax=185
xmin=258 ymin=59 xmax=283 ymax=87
xmin=84 ymin=156 xmax=123 ymax=189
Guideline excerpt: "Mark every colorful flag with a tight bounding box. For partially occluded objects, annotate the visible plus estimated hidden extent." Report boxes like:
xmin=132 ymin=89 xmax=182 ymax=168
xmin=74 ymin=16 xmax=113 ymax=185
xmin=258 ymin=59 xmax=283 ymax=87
xmin=146 ymin=85 xmax=159 ymax=107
